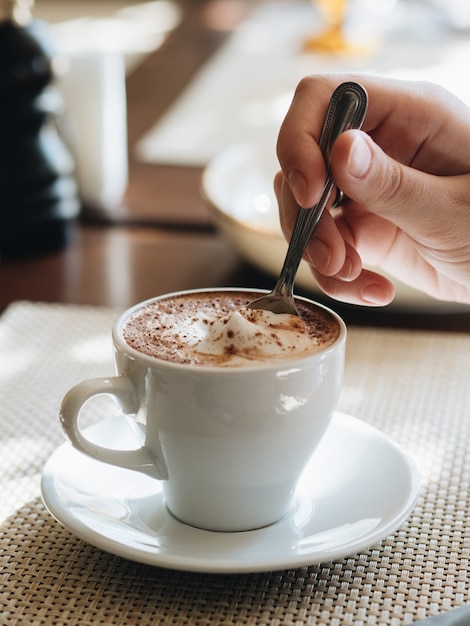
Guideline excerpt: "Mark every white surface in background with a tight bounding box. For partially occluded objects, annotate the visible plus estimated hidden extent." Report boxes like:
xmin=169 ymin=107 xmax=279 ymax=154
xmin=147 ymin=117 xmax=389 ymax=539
xmin=135 ymin=0 xmax=470 ymax=167
xmin=37 ymin=0 xmax=182 ymax=72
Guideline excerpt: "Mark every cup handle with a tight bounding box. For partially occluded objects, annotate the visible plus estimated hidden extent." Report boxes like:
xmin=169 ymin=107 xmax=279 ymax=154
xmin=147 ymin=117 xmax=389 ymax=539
xmin=59 ymin=376 xmax=168 ymax=480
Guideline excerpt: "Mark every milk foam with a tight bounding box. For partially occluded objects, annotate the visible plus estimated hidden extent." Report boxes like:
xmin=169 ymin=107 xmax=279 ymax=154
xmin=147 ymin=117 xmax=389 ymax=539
xmin=195 ymin=308 xmax=318 ymax=364
xmin=122 ymin=291 xmax=339 ymax=367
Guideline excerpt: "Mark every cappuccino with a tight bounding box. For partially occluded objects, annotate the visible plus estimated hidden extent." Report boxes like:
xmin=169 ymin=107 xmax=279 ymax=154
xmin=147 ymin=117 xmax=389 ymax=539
xmin=61 ymin=288 xmax=345 ymax=530
xmin=122 ymin=290 xmax=340 ymax=367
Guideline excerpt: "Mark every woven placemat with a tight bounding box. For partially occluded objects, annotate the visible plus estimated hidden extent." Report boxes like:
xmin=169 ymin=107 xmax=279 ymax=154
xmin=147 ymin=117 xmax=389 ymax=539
xmin=1 ymin=301 xmax=469 ymax=626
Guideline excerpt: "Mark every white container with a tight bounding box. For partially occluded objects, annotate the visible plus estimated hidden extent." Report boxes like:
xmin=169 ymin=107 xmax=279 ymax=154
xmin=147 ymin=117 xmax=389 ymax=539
xmin=58 ymin=50 xmax=128 ymax=213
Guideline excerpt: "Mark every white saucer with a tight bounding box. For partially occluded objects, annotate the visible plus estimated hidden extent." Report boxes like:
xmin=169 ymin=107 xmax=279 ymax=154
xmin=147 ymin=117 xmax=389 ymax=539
xmin=41 ymin=412 xmax=420 ymax=573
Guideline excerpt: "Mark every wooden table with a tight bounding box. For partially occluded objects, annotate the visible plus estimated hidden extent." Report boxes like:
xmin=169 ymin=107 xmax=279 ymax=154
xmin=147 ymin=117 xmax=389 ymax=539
xmin=1 ymin=0 xmax=469 ymax=335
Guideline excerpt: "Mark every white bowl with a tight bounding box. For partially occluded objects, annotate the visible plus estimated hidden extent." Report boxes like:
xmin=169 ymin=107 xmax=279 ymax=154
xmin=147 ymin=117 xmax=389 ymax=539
xmin=202 ymin=137 xmax=465 ymax=312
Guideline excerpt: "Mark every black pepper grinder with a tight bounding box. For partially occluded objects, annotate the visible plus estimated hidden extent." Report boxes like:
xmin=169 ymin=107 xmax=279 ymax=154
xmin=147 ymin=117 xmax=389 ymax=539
xmin=0 ymin=0 xmax=80 ymax=259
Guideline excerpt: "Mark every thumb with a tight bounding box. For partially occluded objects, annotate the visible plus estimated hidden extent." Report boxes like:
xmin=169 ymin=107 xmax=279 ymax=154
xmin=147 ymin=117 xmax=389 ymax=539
xmin=330 ymin=130 xmax=445 ymax=236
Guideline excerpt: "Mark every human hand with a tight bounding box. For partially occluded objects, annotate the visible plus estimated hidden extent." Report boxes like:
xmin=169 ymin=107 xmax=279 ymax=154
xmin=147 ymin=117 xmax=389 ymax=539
xmin=276 ymin=74 xmax=470 ymax=306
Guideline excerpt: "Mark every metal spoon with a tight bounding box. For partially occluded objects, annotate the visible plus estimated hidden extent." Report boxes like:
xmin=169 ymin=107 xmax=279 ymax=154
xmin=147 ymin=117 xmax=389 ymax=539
xmin=248 ymin=81 xmax=368 ymax=315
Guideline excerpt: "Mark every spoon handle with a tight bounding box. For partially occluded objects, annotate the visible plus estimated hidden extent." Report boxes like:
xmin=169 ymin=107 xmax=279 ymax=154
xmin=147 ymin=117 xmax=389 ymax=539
xmin=274 ymin=81 xmax=368 ymax=298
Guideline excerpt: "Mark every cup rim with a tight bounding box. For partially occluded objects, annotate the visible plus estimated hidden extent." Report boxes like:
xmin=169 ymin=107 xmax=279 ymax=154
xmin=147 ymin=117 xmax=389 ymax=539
xmin=113 ymin=287 xmax=346 ymax=372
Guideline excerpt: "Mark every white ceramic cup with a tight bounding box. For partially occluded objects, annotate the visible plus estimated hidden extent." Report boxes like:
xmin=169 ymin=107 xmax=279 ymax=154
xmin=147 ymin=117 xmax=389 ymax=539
xmin=60 ymin=288 xmax=346 ymax=532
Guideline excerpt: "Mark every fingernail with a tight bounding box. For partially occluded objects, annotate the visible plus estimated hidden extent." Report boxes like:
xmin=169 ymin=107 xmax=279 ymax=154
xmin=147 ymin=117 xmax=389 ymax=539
xmin=287 ymin=169 xmax=307 ymax=204
xmin=362 ymin=284 xmax=385 ymax=305
xmin=348 ymin=133 xmax=371 ymax=178
xmin=305 ymin=237 xmax=331 ymax=271
xmin=335 ymin=257 xmax=353 ymax=281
